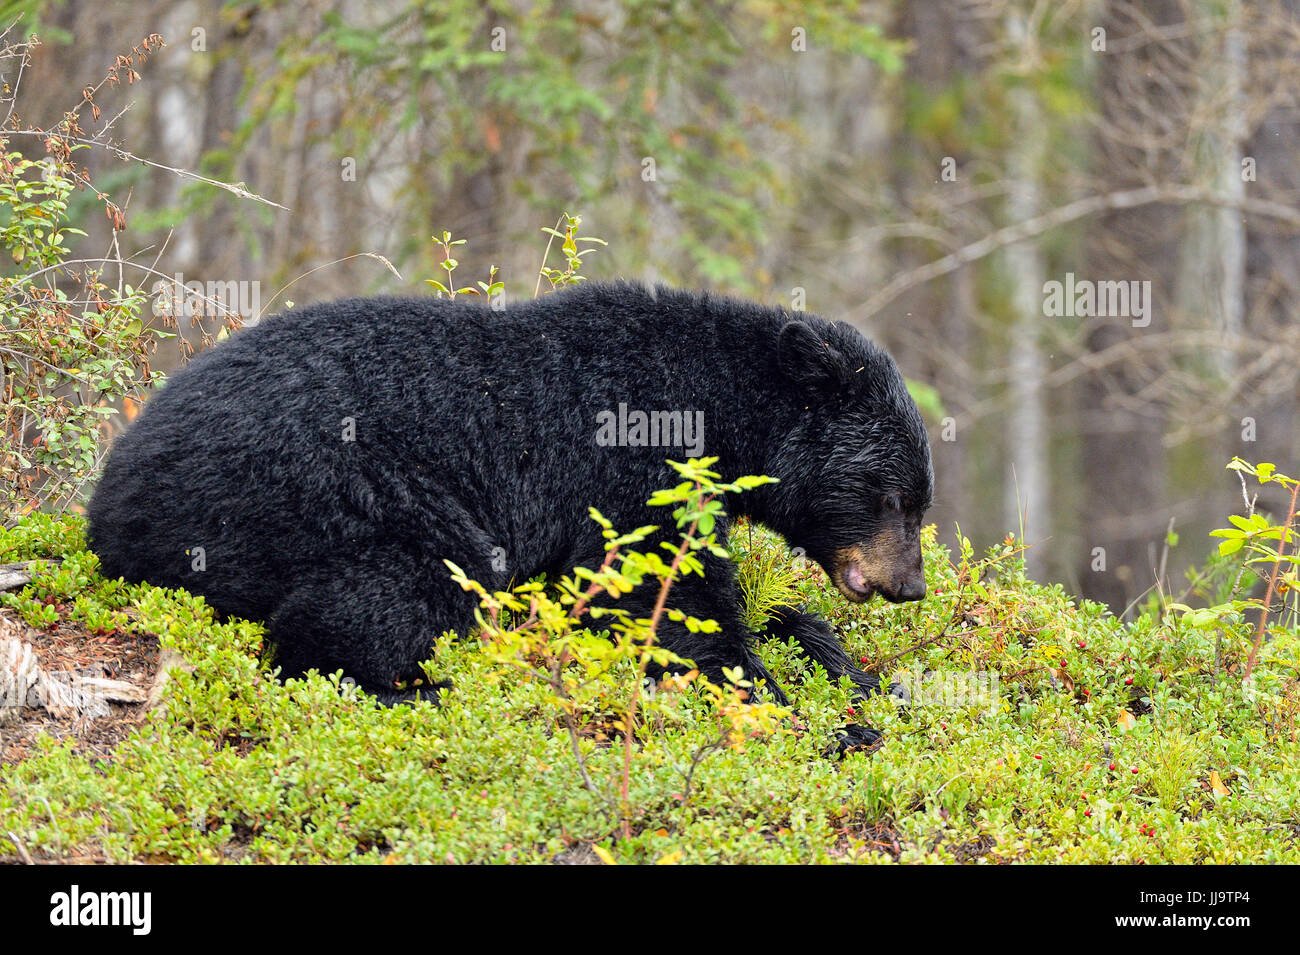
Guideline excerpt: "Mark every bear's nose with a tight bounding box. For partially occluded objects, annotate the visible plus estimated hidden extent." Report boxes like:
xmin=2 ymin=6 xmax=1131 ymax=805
xmin=895 ymin=573 xmax=926 ymax=602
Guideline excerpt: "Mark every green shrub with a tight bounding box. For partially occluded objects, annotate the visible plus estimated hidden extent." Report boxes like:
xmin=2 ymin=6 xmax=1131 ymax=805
xmin=0 ymin=35 xmax=169 ymax=522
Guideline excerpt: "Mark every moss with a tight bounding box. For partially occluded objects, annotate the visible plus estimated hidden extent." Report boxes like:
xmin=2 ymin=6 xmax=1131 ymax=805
xmin=0 ymin=515 xmax=1296 ymax=864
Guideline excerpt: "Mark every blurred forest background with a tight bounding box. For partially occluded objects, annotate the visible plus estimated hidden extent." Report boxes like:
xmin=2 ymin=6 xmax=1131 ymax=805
xmin=3 ymin=0 xmax=1298 ymax=614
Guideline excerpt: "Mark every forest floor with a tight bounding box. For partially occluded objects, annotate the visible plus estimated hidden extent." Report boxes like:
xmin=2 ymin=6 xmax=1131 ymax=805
xmin=0 ymin=513 xmax=1297 ymax=864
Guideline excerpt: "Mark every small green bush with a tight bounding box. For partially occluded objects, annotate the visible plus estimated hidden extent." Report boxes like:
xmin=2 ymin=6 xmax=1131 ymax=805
xmin=0 ymin=35 xmax=170 ymax=522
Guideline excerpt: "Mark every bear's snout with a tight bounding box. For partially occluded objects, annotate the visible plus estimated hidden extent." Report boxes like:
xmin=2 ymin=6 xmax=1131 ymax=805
xmin=885 ymin=570 xmax=926 ymax=603
xmin=832 ymin=528 xmax=925 ymax=605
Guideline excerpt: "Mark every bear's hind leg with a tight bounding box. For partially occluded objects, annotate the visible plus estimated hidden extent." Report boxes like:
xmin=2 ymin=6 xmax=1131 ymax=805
xmin=265 ymin=546 xmax=480 ymax=704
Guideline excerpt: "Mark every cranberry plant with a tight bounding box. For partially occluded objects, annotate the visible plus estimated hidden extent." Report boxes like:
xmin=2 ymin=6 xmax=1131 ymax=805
xmin=1201 ymin=459 xmax=1300 ymax=681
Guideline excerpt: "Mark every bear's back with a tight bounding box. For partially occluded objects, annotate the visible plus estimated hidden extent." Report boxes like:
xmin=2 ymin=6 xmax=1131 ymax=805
xmin=85 ymin=282 xmax=860 ymax=618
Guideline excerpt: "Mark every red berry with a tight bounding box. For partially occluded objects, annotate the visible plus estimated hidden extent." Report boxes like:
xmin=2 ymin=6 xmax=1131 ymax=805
xmin=1108 ymin=763 xmax=1116 ymax=771
xmin=1084 ymin=809 xmax=1092 ymax=817
xmin=1034 ymin=754 xmax=1042 ymax=760
xmin=1131 ymin=767 xmax=1139 ymax=774
xmin=1082 ymin=688 xmax=1090 ymax=696
xmin=860 ymin=656 xmax=869 ymax=664
xmin=1125 ymin=677 xmax=1133 ymax=685
xmin=846 ymin=706 xmax=856 ymax=715
xmin=1078 ymin=641 xmax=1086 ymax=649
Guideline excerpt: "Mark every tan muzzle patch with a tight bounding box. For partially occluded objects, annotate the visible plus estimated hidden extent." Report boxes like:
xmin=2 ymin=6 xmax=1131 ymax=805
xmin=832 ymin=527 xmax=909 ymax=603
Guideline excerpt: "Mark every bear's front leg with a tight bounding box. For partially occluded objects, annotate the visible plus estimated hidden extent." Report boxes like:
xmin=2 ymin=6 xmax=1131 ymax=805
xmin=760 ymin=606 xmax=881 ymax=698
xmin=760 ymin=606 xmax=893 ymax=754
xmin=595 ymin=546 xmax=790 ymax=706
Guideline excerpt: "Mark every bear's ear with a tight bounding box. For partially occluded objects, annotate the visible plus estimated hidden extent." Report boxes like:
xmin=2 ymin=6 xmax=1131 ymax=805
xmin=777 ymin=320 xmax=851 ymax=392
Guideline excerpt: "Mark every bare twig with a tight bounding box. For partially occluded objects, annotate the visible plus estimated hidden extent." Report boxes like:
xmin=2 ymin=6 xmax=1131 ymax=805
xmin=533 ymin=214 xmax=565 ymax=299
xmin=2 ymin=128 xmax=290 ymax=211
xmin=254 ymin=253 xmax=402 ymax=322
xmin=6 ymin=831 xmax=35 ymax=865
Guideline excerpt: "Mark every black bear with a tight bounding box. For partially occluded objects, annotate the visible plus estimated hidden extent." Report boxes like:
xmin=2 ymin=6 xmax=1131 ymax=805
xmin=89 ymin=282 xmax=932 ymax=720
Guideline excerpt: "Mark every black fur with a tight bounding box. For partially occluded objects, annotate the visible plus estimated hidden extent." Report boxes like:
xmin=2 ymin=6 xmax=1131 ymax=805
xmin=88 ymin=282 xmax=933 ymax=710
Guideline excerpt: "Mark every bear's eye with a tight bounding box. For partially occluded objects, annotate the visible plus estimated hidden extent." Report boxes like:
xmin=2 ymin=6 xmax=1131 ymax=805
xmin=881 ymin=492 xmax=902 ymax=513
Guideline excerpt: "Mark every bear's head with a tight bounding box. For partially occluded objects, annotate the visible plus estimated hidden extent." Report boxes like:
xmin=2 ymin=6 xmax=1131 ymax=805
xmin=765 ymin=316 xmax=933 ymax=605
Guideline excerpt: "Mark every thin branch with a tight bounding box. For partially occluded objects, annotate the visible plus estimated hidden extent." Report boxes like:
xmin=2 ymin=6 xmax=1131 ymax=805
xmin=254 ymin=253 xmax=402 ymax=322
xmin=2 ymin=128 xmax=290 ymax=211
xmin=533 ymin=215 xmax=565 ymax=299
xmin=6 ymin=831 xmax=35 ymax=865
